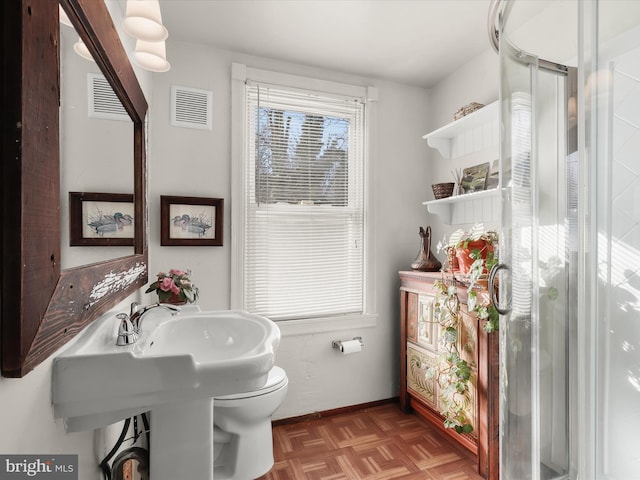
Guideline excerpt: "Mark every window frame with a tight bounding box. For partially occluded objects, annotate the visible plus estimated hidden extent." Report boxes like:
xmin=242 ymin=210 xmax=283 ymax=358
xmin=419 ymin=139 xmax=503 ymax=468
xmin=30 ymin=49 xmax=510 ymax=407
xmin=230 ymin=63 xmax=378 ymax=335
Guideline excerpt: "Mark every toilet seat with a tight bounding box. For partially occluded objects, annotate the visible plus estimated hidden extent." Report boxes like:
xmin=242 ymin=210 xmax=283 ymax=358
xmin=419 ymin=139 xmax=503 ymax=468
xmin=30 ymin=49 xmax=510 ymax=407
xmin=215 ymin=366 xmax=287 ymax=401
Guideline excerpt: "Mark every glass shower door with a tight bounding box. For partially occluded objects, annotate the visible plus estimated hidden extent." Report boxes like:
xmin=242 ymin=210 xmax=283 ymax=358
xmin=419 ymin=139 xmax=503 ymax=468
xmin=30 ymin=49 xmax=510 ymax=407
xmin=498 ymin=10 xmax=576 ymax=480
xmin=587 ymin=2 xmax=640 ymax=477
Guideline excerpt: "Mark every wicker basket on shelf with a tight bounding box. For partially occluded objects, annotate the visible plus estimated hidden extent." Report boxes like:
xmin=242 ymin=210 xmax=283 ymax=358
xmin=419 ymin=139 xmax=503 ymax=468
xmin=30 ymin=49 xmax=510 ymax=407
xmin=453 ymin=102 xmax=485 ymax=121
xmin=432 ymin=182 xmax=455 ymax=199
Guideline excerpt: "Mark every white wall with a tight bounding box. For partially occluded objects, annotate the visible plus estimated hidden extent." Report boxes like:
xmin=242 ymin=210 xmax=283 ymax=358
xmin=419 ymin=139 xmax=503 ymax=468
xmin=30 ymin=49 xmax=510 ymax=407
xmin=0 ymin=358 xmax=103 ymax=478
xmin=147 ymin=40 xmax=432 ymax=418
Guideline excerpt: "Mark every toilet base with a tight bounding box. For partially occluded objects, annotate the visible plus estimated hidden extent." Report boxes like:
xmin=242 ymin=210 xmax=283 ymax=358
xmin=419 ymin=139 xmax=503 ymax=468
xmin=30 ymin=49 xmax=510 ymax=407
xmin=212 ymin=367 xmax=288 ymax=480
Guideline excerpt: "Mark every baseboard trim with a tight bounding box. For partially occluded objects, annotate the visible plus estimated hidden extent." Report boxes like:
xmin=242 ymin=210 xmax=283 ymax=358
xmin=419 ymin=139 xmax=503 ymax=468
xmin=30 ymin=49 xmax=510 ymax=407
xmin=272 ymin=397 xmax=399 ymax=427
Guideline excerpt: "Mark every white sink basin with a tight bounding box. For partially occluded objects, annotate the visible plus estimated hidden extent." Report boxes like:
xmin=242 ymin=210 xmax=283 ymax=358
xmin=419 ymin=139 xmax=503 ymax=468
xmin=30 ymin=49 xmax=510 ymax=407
xmin=52 ymin=306 xmax=280 ymax=480
xmin=53 ymin=306 xmax=280 ymax=427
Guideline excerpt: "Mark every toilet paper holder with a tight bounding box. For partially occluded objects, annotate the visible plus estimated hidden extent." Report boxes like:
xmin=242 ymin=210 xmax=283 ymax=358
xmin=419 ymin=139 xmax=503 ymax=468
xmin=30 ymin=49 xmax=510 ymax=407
xmin=331 ymin=336 xmax=364 ymax=350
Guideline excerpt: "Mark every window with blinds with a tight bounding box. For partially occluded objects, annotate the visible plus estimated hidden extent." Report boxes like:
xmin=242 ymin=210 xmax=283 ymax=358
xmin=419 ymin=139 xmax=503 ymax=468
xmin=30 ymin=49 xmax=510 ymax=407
xmin=242 ymin=82 xmax=366 ymax=321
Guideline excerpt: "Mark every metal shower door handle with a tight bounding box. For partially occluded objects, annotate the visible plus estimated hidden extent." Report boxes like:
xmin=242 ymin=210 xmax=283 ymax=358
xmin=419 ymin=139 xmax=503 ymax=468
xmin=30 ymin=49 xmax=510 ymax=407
xmin=489 ymin=263 xmax=511 ymax=315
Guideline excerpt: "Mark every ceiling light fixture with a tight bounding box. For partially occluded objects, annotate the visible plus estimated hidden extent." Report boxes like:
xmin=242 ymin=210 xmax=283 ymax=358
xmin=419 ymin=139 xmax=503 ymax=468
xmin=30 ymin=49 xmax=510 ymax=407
xmin=131 ymin=40 xmax=171 ymax=72
xmin=122 ymin=0 xmax=168 ymax=42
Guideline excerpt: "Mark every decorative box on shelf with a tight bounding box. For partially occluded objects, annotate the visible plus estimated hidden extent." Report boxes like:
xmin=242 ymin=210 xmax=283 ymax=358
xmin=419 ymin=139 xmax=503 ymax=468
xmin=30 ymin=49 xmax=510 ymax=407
xmin=453 ymin=102 xmax=485 ymax=121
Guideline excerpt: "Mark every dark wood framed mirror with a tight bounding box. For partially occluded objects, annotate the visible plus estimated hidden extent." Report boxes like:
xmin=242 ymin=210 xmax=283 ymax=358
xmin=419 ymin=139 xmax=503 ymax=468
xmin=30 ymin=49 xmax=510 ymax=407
xmin=1 ymin=0 xmax=148 ymax=377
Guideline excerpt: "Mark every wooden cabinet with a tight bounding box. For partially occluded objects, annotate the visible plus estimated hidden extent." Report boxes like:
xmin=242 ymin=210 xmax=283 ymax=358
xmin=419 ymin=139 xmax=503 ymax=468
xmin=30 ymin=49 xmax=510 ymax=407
xmin=399 ymin=270 xmax=499 ymax=479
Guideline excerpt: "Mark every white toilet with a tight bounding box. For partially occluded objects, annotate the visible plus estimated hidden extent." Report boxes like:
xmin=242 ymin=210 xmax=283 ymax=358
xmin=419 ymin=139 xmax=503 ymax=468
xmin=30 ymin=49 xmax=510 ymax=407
xmin=213 ymin=366 xmax=288 ymax=480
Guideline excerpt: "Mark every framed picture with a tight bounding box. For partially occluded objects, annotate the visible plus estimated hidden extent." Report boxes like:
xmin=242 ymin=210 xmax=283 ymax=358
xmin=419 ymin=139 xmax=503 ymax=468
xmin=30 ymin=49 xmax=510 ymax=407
xmin=461 ymin=162 xmax=490 ymax=193
xmin=69 ymin=192 xmax=134 ymax=246
xmin=161 ymin=195 xmax=224 ymax=246
xmin=485 ymin=159 xmax=499 ymax=190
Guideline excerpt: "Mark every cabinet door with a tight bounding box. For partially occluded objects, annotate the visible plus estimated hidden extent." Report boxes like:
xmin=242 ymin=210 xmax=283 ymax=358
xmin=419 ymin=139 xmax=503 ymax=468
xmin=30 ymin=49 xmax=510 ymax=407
xmin=434 ymin=302 xmax=478 ymax=438
xmin=406 ymin=292 xmax=418 ymax=343
xmin=458 ymin=303 xmax=477 ymax=365
xmin=407 ymin=343 xmax=438 ymax=409
xmin=437 ymin=366 xmax=478 ymax=438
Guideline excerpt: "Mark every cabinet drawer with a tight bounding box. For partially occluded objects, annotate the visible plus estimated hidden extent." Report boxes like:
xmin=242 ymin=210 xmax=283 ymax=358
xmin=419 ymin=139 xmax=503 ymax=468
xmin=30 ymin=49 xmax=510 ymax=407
xmin=407 ymin=343 xmax=438 ymax=409
xmin=407 ymin=293 xmax=439 ymax=351
xmin=418 ymin=294 xmax=438 ymax=350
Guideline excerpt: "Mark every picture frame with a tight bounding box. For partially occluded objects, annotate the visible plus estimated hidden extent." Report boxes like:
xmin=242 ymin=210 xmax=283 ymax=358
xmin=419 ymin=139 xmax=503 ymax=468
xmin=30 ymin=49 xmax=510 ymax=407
xmin=485 ymin=159 xmax=499 ymax=190
xmin=69 ymin=192 xmax=135 ymax=246
xmin=461 ymin=162 xmax=490 ymax=193
xmin=160 ymin=195 xmax=224 ymax=246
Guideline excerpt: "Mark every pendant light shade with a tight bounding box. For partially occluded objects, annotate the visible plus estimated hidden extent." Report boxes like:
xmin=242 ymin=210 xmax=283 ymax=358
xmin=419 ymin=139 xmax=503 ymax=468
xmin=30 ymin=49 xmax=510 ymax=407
xmin=131 ymin=40 xmax=170 ymax=72
xmin=73 ymin=38 xmax=95 ymax=62
xmin=122 ymin=0 xmax=168 ymax=42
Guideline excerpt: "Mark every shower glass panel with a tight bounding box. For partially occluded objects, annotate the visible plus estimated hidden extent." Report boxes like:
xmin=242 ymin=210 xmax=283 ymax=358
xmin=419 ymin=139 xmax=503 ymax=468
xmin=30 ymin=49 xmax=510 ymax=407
xmin=589 ymin=2 xmax=640 ymax=477
xmin=499 ymin=4 xmax=575 ymax=479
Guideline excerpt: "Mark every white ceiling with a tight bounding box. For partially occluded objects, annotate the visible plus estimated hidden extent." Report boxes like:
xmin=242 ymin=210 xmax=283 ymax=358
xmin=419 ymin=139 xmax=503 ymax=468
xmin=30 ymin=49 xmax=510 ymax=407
xmin=154 ymin=1 xmax=640 ymax=89
xmin=158 ymin=0 xmax=498 ymax=88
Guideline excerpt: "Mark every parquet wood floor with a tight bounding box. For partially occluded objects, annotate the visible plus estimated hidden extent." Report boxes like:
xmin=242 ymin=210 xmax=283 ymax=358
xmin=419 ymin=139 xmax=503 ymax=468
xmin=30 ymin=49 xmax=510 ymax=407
xmin=258 ymin=402 xmax=483 ymax=480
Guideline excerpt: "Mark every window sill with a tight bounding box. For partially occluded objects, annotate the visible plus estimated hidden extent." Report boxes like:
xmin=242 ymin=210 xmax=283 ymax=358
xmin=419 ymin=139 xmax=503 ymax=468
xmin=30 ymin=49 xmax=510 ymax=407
xmin=276 ymin=313 xmax=378 ymax=336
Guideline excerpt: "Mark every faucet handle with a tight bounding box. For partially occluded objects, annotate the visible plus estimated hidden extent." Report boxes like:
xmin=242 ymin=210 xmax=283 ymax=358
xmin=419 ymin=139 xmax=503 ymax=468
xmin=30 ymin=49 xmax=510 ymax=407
xmin=116 ymin=313 xmax=138 ymax=346
xmin=130 ymin=301 xmax=140 ymax=317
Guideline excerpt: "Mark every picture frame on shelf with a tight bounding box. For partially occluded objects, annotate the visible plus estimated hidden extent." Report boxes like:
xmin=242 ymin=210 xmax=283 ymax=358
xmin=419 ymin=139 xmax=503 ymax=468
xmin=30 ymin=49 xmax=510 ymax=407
xmin=160 ymin=195 xmax=224 ymax=246
xmin=485 ymin=159 xmax=499 ymax=190
xmin=69 ymin=192 xmax=134 ymax=246
xmin=461 ymin=162 xmax=490 ymax=193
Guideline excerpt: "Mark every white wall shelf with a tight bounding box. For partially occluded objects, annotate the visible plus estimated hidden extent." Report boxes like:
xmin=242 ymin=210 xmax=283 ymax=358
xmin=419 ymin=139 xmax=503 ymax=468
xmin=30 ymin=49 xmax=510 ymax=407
xmin=423 ymin=100 xmax=499 ymax=224
xmin=422 ymin=101 xmax=499 ymax=159
xmin=423 ymin=189 xmax=500 ymax=225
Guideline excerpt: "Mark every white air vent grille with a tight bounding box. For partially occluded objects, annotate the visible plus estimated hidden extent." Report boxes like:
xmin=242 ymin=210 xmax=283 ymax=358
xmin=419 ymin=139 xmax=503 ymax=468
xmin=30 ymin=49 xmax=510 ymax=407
xmin=88 ymin=73 xmax=129 ymax=121
xmin=171 ymin=85 xmax=212 ymax=130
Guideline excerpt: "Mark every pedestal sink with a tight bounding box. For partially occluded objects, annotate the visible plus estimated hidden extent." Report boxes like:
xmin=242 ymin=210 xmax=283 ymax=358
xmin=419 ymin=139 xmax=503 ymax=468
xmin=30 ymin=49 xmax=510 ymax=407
xmin=52 ymin=305 xmax=280 ymax=480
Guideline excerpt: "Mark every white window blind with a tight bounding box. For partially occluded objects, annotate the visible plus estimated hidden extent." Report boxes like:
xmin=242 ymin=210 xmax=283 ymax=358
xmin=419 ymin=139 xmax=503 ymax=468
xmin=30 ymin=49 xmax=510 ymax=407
xmin=243 ymin=82 xmax=366 ymax=320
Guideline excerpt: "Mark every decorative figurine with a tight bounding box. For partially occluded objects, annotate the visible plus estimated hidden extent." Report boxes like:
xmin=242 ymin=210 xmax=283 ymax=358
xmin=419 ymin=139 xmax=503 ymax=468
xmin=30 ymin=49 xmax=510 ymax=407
xmin=410 ymin=226 xmax=442 ymax=272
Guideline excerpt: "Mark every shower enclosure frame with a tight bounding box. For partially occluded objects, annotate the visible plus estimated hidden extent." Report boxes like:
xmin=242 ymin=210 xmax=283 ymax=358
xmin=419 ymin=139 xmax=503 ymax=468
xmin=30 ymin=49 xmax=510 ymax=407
xmin=488 ymin=1 xmax=581 ymax=479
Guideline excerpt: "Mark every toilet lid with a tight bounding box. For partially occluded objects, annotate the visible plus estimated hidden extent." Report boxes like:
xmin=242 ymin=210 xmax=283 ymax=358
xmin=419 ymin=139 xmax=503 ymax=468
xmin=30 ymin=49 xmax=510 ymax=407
xmin=215 ymin=366 xmax=287 ymax=400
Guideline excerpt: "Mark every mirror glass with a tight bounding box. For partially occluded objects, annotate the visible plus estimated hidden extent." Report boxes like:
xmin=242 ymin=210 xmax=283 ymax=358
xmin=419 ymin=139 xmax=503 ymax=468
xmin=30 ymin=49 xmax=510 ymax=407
xmin=59 ymin=19 xmax=134 ymax=268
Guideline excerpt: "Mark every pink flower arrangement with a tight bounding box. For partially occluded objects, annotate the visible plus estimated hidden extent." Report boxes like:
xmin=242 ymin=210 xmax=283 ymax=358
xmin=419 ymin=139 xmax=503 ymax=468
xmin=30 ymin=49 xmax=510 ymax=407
xmin=145 ymin=269 xmax=199 ymax=303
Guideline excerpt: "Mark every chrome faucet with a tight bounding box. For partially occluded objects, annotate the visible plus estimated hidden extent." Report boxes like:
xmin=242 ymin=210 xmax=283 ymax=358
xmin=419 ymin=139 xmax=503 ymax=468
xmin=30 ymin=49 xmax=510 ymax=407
xmin=116 ymin=313 xmax=138 ymax=346
xmin=128 ymin=301 xmax=181 ymax=334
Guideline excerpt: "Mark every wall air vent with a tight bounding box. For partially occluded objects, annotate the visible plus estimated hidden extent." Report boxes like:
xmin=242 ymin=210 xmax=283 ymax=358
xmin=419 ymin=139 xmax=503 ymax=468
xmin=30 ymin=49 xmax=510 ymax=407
xmin=87 ymin=73 xmax=129 ymax=121
xmin=171 ymin=85 xmax=213 ymax=130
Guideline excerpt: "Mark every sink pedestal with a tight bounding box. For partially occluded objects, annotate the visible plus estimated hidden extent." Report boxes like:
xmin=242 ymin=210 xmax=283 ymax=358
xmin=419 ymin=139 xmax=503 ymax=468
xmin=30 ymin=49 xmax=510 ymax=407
xmin=52 ymin=308 xmax=281 ymax=480
xmin=151 ymin=398 xmax=214 ymax=480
